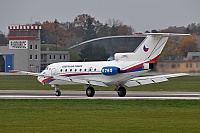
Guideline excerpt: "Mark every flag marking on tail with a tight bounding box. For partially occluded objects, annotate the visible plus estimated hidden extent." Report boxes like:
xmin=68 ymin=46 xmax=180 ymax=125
xmin=143 ymin=45 xmax=149 ymax=52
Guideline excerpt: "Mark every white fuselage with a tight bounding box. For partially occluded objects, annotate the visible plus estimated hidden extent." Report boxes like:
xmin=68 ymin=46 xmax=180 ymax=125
xmin=37 ymin=60 xmax=150 ymax=87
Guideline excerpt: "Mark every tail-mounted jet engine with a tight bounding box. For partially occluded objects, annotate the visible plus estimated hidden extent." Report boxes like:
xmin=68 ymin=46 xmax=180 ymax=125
xmin=101 ymin=66 xmax=120 ymax=76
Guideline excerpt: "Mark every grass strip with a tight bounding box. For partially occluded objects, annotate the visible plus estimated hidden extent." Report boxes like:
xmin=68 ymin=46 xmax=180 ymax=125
xmin=0 ymin=100 xmax=200 ymax=133
xmin=0 ymin=75 xmax=200 ymax=92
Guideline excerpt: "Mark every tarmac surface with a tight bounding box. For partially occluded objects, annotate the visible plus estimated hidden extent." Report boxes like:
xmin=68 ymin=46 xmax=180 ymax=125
xmin=0 ymin=90 xmax=199 ymax=100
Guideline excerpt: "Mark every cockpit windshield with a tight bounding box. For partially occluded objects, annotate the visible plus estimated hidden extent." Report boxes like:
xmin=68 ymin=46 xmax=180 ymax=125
xmin=45 ymin=66 xmax=49 ymax=70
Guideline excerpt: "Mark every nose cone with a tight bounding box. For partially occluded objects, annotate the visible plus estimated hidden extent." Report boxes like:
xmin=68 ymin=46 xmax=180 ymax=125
xmin=37 ymin=76 xmax=44 ymax=84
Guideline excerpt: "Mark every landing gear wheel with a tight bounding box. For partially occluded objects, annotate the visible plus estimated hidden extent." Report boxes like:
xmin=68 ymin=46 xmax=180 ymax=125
xmin=55 ymin=90 xmax=61 ymax=96
xmin=117 ymin=87 xmax=126 ymax=97
xmin=86 ymin=87 xmax=95 ymax=97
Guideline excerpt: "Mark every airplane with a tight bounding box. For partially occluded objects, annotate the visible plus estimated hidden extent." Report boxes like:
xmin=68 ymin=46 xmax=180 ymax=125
xmin=10 ymin=33 xmax=189 ymax=97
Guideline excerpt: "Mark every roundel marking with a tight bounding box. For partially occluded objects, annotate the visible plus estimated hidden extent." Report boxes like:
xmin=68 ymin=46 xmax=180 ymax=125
xmin=143 ymin=45 xmax=149 ymax=52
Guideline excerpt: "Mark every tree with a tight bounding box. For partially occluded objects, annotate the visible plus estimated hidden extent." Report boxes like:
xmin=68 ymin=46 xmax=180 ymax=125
xmin=151 ymin=29 xmax=158 ymax=33
xmin=106 ymin=19 xmax=134 ymax=35
xmin=0 ymin=32 xmax=8 ymax=44
xmin=159 ymin=38 xmax=180 ymax=60
xmin=73 ymin=14 xmax=102 ymax=41
xmin=178 ymin=35 xmax=199 ymax=57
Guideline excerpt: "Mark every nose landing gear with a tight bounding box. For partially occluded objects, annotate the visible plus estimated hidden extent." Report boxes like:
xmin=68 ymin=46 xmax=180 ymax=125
xmin=53 ymin=85 xmax=61 ymax=96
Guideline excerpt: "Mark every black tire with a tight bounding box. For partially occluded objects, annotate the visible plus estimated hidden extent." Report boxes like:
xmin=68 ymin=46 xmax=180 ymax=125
xmin=117 ymin=87 xmax=126 ymax=97
xmin=86 ymin=87 xmax=95 ymax=97
xmin=55 ymin=90 xmax=61 ymax=96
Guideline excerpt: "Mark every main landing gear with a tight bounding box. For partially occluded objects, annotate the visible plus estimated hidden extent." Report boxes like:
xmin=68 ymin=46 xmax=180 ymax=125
xmin=116 ymin=86 xmax=126 ymax=97
xmin=85 ymin=86 xmax=126 ymax=97
xmin=86 ymin=86 xmax=95 ymax=97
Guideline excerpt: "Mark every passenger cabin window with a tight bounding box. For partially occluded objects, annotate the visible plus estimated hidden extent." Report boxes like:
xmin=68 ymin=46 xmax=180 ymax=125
xmin=80 ymin=69 xmax=82 ymax=72
xmin=94 ymin=68 xmax=96 ymax=71
xmin=60 ymin=69 xmax=62 ymax=72
xmin=70 ymin=69 xmax=72 ymax=72
xmin=65 ymin=69 xmax=67 ymax=72
xmin=84 ymin=69 xmax=87 ymax=72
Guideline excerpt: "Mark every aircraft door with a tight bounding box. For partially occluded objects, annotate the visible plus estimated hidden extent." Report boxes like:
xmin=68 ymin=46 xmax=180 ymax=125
xmin=51 ymin=68 xmax=57 ymax=76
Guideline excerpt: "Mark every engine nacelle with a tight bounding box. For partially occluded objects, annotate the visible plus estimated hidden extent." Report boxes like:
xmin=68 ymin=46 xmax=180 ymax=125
xmin=101 ymin=66 xmax=120 ymax=76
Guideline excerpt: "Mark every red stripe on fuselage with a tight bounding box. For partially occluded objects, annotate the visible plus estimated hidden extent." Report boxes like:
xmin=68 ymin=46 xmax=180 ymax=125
xmin=147 ymin=54 xmax=160 ymax=63
xmin=123 ymin=63 xmax=143 ymax=72
xmin=42 ymin=77 xmax=52 ymax=84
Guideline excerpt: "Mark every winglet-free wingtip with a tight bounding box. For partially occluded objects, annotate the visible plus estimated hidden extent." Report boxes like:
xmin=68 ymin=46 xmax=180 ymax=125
xmin=9 ymin=70 xmax=20 ymax=73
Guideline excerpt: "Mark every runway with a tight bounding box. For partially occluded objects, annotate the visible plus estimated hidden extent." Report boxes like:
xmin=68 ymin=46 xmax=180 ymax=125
xmin=0 ymin=90 xmax=199 ymax=100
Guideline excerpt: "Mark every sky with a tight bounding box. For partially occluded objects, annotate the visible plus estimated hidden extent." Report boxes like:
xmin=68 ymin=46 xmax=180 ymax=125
xmin=0 ymin=0 xmax=200 ymax=34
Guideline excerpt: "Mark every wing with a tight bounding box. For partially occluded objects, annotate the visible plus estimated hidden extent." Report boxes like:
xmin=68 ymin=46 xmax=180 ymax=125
xmin=124 ymin=73 xmax=188 ymax=87
xmin=53 ymin=75 xmax=108 ymax=87
xmin=9 ymin=70 xmax=44 ymax=76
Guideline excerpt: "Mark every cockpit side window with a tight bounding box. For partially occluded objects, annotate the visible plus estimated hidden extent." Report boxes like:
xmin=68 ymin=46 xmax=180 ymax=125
xmin=45 ymin=66 xmax=49 ymax=70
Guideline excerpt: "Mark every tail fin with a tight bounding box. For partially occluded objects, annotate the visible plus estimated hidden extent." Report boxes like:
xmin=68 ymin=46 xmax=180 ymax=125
xmin=114 ymin=33 xmax=189 ymax=62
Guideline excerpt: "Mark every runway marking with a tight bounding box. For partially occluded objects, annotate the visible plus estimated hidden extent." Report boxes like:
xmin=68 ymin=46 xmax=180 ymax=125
xmin=0 ymin=95 xmax=199 ymax=100
xmin=0 ymin=91 xmax=199 ymax=100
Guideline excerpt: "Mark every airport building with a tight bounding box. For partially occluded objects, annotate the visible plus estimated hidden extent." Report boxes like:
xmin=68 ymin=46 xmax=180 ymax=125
xmin=0 ymin=25 xmax=70 ymax=72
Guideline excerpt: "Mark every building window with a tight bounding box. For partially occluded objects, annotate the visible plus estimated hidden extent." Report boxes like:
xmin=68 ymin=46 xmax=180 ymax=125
xmin=35 ymin=55 xmax=38 ymax=60
xmin=60 ymin=55 xmax=62 ymax=59
xmin=171 ymin=64 xmax=176 ymax=68
xmin=190 ymin=63 xmax=192 ymax=68
xmin=64 ymin=55 xmax=66 ymax=59
xmin=30 ymin=45 xmax=33 ymax=50
xmin=30 ymin=64 xmax=34 ymax=67
xmin=186 ymin=63 xmax=188 ymax=68
xmin=159 ymin=64 xmax=164 ymax=68
xmin=165 ymin=64 xmax=170 ymax=68
xmin=35 ymin=45 xmax=38 ymax=50
xmin=41 ymin=55 xmax=43 ymax=60
xmin=53 ymin=55 xmax=56 ymax=60
xmin=49 ymin=55 xmax=52 ymax=60
xmin=30 ymin=55 xmax=32 ymax=60
xmin=196 ymin=63 xmax=200 ymax=68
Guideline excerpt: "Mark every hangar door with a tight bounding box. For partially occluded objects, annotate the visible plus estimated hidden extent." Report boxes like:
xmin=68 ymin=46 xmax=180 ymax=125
xmin=5 ymin=54 xmax=14 ymax=72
